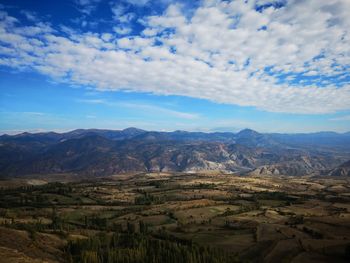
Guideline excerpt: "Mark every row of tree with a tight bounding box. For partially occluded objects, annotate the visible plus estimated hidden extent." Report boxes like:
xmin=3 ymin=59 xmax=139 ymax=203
xmin=66 ymin=232 xmax=239 ymax=263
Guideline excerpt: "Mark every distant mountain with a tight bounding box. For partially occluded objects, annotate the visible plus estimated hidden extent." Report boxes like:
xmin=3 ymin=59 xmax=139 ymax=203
xmin=61 ymin=127 xmax=147 ymax=141
xmin=131 ymin=130 xmax=236 ymax=143
xmin=269 ymin=132 xmax=350 ymax=152
xmin=2 ymin=128 xmax=349 ymax=150
xmin=329 ymin=160 xmax=350 ymax=177
xmin=0 ymin=128 xmax=349 ymax=178
xmin=235 ymin=129 xmax=281 ymax=148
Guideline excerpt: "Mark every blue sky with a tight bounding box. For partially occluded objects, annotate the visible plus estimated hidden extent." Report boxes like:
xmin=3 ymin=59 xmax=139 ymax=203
xmin=0 ymin=0 xmax=349 ymax=134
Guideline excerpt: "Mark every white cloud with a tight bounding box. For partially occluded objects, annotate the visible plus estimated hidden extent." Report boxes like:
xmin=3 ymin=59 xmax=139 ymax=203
xmin=119 ymin=13 xmax=135 ymax=23
xmin=22 ymin=111 xmax=46 ymax=116
xmin=20 ymin=10 xmax=38 ymax=22
xmin=110 ymin=3 xmax=135 ymax=22
xmin=0 ymin=0 xmax=349 ymax=114
xmin=123 ymin=0 xmax=150 ymax=6
xmin=111 ymin=3 xmax=126 ymax=18
xmin=113 ymin=25 xmax=132 ymax=35
xmin=119 ymin=102 xmax=200 ymax=119
xmin=77 ymin=99 xmax=106 ymax=104
xmin=74 ymin=0 xmax=101 ymax=15
xmin=101 ymin=33 xmax=113 ymax=42
xmin=330 ymin=115 xmax=350 ymax=121
xmin=77 ymin=99 xmax=199 ymax=119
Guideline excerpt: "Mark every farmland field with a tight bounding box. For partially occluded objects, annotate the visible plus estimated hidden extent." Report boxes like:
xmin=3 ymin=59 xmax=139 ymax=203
xmin=0 ymin=173 xmax=349 ymax=262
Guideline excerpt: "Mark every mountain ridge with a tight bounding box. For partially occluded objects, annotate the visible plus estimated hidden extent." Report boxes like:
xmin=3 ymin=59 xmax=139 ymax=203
xmin=3 ymin=127 xmax=350 ymax=137
xmin=1 ymin=128 xmax=349 ymax=178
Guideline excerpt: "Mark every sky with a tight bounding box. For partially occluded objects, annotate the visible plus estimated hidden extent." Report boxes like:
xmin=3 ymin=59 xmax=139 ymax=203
xmin=0 ymin=0 xmax=349 ymax=134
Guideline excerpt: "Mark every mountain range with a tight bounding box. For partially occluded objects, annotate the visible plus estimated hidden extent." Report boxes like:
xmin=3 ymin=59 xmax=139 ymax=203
xmin=1 ymin=128 xmax=350 ymax=178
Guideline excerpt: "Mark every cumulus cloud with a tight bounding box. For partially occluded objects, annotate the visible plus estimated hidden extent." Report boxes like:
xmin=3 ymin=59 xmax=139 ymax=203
xmin=0 ymin=0 xmax=349 ymax=114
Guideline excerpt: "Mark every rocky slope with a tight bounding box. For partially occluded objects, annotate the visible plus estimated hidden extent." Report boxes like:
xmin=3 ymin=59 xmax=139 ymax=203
xmin=329 ymin=160 xmax=350 ymax=177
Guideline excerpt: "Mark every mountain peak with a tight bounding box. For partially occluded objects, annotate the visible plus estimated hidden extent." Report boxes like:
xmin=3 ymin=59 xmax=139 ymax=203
xmin=17 ymin=132 xmax=32 ymax=137
xmin=236 ymin=128 xmax=260 ymax=137
xmin=122 ymin=127 xmax=145 ymax=134
xmin=173 ymin=130 xmax=189 ymax=133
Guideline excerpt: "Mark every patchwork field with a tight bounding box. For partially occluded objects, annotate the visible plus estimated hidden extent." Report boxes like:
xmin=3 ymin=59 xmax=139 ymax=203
xmin=0 ymin=173 xmax=349 ymax=262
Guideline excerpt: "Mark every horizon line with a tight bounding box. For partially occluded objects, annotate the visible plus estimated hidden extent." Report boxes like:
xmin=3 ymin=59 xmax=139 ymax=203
xmin=1 ymin=127 xmax=349 ymax=136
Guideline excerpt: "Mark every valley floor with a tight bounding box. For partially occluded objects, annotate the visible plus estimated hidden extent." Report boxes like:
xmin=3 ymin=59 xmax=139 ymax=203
xmin=0 ymin=173 xmax=350 ymax=262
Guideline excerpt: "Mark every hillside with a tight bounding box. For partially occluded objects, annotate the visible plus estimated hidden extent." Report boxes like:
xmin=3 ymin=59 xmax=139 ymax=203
xmin=329 ymin=160 xmax=350 ymax=177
